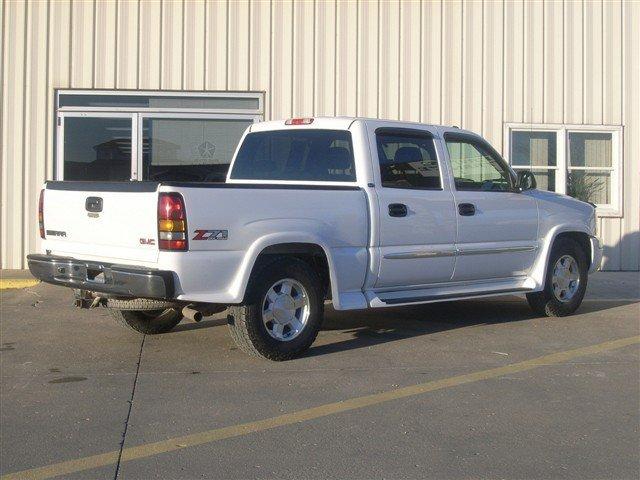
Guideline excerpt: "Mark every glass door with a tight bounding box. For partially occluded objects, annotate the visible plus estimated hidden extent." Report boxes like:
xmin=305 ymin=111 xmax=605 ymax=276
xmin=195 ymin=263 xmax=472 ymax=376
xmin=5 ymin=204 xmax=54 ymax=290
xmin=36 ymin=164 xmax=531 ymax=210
xmin=138 ymin=113 xmax=258 ymax=182
xmin=56 ymin=112 xmax=138 ymax=181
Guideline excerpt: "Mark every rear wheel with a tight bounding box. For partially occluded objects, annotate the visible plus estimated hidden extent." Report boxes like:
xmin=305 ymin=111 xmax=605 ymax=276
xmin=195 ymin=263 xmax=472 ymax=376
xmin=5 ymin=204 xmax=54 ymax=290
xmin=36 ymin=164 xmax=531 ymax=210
xmin=526 ymin=238 xmax=588 ymax=317
xmin=227 ymin=257 xmax=324 ymax=361
xmin=109 ymin=308 xmax=183 ymax=334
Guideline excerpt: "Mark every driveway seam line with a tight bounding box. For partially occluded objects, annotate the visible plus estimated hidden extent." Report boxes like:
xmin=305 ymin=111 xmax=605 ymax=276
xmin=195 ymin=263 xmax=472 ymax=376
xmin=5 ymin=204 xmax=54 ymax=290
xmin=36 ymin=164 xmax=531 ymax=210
xmin=113 ymin=334 xmax=145 ymax=480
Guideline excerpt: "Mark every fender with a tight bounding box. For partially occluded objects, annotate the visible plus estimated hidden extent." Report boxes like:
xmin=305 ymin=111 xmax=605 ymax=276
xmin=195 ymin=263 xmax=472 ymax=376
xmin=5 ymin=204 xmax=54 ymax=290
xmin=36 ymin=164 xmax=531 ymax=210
xmin=227 ymin=231 xmax=346 ymax=309
xmin=529 ymin=223 xmax=596 ymax=288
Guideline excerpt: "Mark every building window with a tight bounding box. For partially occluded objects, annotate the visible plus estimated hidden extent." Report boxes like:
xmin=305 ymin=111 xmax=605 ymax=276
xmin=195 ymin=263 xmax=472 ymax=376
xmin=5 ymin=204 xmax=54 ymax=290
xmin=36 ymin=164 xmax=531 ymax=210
xmin=505 ymin=124 xmax=622 ymax=216
xmin=55 ymin=90 xmax=263 ymax=183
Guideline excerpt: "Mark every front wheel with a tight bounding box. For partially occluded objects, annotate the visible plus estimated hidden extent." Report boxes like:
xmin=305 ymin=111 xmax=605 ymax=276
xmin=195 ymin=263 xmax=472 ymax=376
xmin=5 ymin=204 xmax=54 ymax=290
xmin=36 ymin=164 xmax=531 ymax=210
xmin=526 ymin=238 xmax=588 ymax=317
xmin=227 ymin=257 xmax=324 ymax=361
xmin=109 ymin=308 xmax=183 ymax=334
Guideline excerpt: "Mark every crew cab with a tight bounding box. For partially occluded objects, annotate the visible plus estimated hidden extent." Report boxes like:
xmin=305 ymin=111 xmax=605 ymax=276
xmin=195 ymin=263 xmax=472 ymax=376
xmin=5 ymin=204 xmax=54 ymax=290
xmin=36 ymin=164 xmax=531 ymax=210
xmin=28 ymin=117 xmax=602 ymax=360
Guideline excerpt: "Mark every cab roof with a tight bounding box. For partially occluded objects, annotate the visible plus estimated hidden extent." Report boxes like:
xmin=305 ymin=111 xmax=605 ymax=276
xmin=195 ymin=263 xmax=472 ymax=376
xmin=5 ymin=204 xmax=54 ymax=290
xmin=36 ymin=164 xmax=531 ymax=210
xmin=249 ymin=117 xmax=474 ymax=136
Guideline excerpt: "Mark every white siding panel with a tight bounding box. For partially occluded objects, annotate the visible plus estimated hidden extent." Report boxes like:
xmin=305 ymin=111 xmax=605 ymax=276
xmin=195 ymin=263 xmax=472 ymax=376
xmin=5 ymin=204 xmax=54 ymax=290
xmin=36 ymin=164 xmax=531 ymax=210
xmin=379 ymin=0 xmax=400 ymax=120
xmin=441 ymin=0 xmax=462 ymax=126
xmin=543 ymin=0 xmax=563 ymax=124
xmin=621 ymin=0 xmax=640 ymax=270
xmin=116 ymin=0 xmax=139 ymax=89
xmin=523 ymin=0 xmax=543 ymax=124
xmin=205 ymin=0 xmax=228 ymax=90
xmin=335 ymin=0 xmax=357 ymax=116
xmin=271 ymin=0 xmax=293 ymax=119
xmin=1 ymin=0 xmax=27 ymax=268
xmin=503 ymin=0 xmax=524 ymax=123
xmin=564 ymin=0 xmax=583 ymax=124
xmin=462 ymin=0 xmax=482 ymax=134
xmin=583 ymin=0 xmax=603 ymax=125
xmin=95 ymin=0 xmax=118 ymax=88
xmin=227 ymin=0 xmax=249 ymax=90
xmin=183 ymin=0 xmax=206 ymax=91
xmin=482 ymin=0 xmax=503 ymax=150
xmin=1 ymin=0 xmax=638 ymax=270
xmin=292 ymin=0 xmax=314 ymax=117
xmin=249 ymin=0 xmax=270 ymax=117
xmin=161 ymin=0 xmax=182 ymax=89
xmin=399 ymin=0 xmax=421 ymax=122
xmin=23 ymin=0 xmax=49 ymax=260
xmin=357 ymin=0 xmax=378 ymax=118
xmin=421 ymin=0 xmax=442 ymax=125
xmin=314 ymin=0 xmax=335 ymax=116
xmin=70 ymin=0 xmax=94 ymax=88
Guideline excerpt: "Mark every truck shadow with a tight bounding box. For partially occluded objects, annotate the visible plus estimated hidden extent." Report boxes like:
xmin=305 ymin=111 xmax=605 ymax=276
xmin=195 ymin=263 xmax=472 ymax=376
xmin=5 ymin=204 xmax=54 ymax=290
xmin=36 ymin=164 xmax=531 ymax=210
xmin=303 ymin=296 xmax=637 ymax=358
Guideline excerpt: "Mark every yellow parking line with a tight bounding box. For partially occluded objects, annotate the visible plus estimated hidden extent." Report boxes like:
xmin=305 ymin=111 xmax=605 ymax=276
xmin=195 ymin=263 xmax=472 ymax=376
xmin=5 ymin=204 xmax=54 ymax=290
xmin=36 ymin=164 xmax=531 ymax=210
xmin=2 ymin=335 xmax=638 ymax=480
xmin=0 ymin=279 xmax=39 ymax=290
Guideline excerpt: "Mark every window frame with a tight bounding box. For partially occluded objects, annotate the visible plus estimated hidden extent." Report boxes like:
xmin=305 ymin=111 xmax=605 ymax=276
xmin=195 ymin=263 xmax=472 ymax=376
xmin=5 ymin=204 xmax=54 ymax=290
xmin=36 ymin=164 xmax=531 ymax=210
xmin=444 ymin=132 xmax=517 ymax=193
xmin=54 ymin=89 xmax=264 ymax=181
xmin=374 ymin=127 xmax=444 ymax=191
xmin=504 ymin=123 xmax=623 ymax=217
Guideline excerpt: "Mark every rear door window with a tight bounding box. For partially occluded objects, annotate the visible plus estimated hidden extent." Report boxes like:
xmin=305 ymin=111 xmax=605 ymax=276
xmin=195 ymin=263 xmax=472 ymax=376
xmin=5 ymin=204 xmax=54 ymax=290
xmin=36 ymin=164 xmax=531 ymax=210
xmin=230 ymin=130 xmax=356 ymax=182
xmin=375 ymin=129 xmax=441 ymax=189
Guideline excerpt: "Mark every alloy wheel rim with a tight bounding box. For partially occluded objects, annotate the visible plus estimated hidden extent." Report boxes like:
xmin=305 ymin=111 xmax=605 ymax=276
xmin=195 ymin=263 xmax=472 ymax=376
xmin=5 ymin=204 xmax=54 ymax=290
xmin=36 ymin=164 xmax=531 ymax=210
xmin=551 ymin=255 xmax=580 ymax=303
xmin=262 ymin=278 xmax=310 ymax=341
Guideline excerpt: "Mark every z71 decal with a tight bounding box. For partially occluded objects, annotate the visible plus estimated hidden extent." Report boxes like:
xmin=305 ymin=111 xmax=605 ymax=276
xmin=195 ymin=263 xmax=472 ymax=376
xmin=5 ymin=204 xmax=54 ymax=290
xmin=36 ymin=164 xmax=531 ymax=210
xmin=193 ymin=229 xmax=229 ymax=240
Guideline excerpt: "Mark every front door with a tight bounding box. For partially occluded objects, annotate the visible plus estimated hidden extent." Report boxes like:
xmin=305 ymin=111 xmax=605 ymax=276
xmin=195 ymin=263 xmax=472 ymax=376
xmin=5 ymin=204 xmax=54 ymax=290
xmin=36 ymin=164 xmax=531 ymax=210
xmin=443 ymin=132 xmax=539 ymax=282
xmin=371 ymin=124 xmax=457 ymax=289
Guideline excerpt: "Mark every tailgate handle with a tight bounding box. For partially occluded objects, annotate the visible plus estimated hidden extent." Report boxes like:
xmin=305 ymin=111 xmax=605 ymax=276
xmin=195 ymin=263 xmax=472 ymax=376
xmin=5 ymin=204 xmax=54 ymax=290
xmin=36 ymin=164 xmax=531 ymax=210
xmin=85 ymin=197 xmax=103 ymax=213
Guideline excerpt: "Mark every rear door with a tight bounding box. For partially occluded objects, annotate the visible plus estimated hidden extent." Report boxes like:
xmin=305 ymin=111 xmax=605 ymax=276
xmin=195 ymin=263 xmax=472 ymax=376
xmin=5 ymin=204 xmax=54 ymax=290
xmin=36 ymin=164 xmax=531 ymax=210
xmin=370 ymin=124 xmax=457 ymax=288
xmin=42 ymin=183 xmax=160 ymax=263
xmin=443 ymin=131 xmax=539 ymax=281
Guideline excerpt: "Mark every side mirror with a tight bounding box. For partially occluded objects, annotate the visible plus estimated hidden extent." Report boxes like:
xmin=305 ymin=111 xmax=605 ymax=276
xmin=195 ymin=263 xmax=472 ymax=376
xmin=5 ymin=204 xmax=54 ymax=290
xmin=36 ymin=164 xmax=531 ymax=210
xmin=516 ymin=170 xmax=537 ymax=191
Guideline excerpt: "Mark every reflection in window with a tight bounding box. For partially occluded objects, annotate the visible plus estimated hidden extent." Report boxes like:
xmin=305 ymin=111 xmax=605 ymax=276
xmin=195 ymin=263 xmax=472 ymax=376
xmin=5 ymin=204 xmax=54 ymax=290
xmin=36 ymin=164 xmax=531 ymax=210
xmin=376 ymin=132 xmax=441 ymax=189
xmin=446 ymin=137 xmax=511 ymax=191
xmin=63 ymin=117 xmax=132 ymax=181
xmin=568 ymin=132 xmax=613 ymax=204
xmin=511 ymin=131 xmax=557 ymax=192
xmin=142 ymin=119 xmax=252 ymax=182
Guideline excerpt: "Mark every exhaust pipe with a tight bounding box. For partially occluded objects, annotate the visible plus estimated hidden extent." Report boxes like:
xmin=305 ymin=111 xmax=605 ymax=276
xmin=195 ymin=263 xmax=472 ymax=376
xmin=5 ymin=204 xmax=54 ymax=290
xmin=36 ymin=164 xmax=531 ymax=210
xmin=182 ymin=306 xmax=203 ymax=322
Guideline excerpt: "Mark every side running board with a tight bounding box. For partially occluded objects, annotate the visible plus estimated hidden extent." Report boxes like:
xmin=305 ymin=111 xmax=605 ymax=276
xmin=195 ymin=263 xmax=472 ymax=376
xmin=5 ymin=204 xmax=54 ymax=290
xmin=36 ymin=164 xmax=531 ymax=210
xmin=380 ymin=287 xmax=532 ymax=305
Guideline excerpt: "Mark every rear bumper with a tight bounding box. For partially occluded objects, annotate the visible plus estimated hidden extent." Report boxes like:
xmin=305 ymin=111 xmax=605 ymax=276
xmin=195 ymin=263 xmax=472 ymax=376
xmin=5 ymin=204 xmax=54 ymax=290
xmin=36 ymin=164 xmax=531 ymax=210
xmin=26 ymin=254 xmax=175 ymax=299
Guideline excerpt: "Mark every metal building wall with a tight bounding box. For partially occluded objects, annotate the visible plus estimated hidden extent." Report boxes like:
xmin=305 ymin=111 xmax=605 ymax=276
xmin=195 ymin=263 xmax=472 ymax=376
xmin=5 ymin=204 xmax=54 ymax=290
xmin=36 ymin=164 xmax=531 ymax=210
xmin=1 ymin=0 xmax=639 ymax=270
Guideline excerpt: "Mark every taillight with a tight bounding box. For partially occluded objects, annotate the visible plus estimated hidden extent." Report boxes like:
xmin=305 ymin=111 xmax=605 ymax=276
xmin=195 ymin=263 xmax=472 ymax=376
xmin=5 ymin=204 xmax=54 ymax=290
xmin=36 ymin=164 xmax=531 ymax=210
xmin=158 ymin=193 xmax=188 ymax=251
xmin=38 ymin=189 xmax=45 ymax=239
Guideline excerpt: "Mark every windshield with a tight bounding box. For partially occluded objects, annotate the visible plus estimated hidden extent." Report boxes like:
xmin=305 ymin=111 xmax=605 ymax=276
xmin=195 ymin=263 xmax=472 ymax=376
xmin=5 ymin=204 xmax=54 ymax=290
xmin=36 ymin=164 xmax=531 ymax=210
xmin=230 ymin=129 xmax=356 ymax=182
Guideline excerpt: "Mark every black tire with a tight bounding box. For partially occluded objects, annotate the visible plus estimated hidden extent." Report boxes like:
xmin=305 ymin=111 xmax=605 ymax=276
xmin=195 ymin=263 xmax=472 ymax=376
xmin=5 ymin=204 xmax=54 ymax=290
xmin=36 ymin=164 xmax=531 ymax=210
xmin=526 ymin=238 xmax=588 ymax=317
xmin=109 ymin=308 xmax=183 ymax=334
xmin=227 ymin=257 xmax=324 ymax=361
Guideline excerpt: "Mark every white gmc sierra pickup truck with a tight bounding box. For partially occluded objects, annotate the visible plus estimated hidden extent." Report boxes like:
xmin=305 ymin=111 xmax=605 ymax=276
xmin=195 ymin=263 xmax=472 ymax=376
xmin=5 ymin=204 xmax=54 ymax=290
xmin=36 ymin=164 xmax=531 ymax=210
xmin=28 ymin=117 xmax=602 ymax=360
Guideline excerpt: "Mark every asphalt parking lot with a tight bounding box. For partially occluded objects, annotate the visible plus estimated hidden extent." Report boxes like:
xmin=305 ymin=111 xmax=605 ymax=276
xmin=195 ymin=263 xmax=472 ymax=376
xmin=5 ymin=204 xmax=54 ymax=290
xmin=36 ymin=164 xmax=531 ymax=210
xmin=1 ymin=272 xmax=638 ymax=480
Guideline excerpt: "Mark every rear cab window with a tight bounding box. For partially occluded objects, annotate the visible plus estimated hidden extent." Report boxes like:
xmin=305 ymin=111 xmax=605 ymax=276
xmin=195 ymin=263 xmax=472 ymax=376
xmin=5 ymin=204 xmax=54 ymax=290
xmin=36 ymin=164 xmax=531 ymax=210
xmin=229 ymin=129 xmax=356 ymax=182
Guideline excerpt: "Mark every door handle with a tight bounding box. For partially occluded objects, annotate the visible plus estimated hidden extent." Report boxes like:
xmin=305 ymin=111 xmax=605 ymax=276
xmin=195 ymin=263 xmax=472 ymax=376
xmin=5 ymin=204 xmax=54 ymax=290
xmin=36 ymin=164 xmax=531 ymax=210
xmin=458 ymin=203 xmax=476 ymax=216
xmin=388 ymin=203 xmax=408 ymax=217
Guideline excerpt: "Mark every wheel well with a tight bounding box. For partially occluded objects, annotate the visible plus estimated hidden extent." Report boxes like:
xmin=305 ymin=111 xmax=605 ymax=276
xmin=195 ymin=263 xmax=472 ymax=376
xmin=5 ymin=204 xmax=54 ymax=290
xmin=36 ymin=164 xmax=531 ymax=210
xmin=250 ymin=243 xmax=331 ymax=299
xmin=554 ymin=231 xmax=591 ymax=264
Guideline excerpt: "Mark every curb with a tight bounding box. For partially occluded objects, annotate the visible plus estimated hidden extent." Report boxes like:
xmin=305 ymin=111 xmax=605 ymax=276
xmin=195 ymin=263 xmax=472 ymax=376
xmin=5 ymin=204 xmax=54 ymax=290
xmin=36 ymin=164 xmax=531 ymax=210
xmin=0 ymin=279 xmax=40 ymax=290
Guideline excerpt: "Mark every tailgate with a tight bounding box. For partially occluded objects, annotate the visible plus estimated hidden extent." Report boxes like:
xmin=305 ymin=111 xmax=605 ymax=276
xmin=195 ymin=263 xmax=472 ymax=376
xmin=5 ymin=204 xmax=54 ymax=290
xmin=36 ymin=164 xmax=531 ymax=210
xmin=42 ymin=182 xmax=160 ymax=263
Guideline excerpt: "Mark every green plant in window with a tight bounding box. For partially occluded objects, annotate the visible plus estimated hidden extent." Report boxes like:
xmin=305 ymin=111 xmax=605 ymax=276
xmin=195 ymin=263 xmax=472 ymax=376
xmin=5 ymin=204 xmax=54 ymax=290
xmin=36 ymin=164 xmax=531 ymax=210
xmin=567 ymin=172 xmax=604 ymax=204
